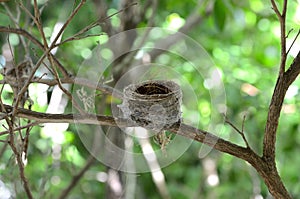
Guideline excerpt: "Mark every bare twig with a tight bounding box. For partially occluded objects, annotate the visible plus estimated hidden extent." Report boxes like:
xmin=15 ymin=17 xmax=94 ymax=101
xmin=263 ymin=0 xmax=292 ymax=163
xmin=30 ymin=77 xmax=124 ymax=99
xmin=8 ymin=130 xmax=33 ymax=199
xmin=47 ymin=54 xmax=86 ymax=114
xmin=0 ymin=26 xmax=71 ymax=77
xmin=286 ymin=28 xmax=293 ymax=38
xmin=270 ymin=0 xmax=288 ymax=74
xmin=57 ymin=117 xmax=106 ymax=199
xmin=54 ymin=33 xmax=105 ymax=47
xmin=57 ymin=2 xmax=138 ymax=47
xmin=2 ymin=3 xmax=30 ymax=56
xmin=18 ymin=1 xmax=36 ymax=24
xmin=270 ymin=0 xmax=281 ymax=17
xmin=287 ymin=29 xmax=300 ymax=55
xmin=48 ymin=0 xmax=86 ymax=50
xmin=57 ymin=155 xmax=95 ymax=199
xmin=9 ymin=0 xmax=87 ymax=112
xmin=0 ymin=81 xmax=33 ymax=198
xmin=33 ymin=0 xmax=48 ymax=49
xmin=5 ymin=113 xmax=33 ymax=199
xmin=11 ymin=52 xmax=47 ymax=112
xmin=92 ymin=0 xmax=113 ymax=35
xmin=0 ymin=26 xmax=44 ymax=49
xmin=224 ymin=115 xmax=250 ymax=148
xmin=0 ymin=122 xmax=39 ymax=137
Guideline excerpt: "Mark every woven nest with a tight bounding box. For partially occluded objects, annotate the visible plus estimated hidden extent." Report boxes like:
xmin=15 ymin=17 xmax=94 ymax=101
xmin=119 ymin=80 xmax=182 ymax=131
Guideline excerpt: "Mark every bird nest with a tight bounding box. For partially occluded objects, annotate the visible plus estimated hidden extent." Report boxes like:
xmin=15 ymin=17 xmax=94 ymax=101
xmin=119 ymin=80 xmax=182 ymax=131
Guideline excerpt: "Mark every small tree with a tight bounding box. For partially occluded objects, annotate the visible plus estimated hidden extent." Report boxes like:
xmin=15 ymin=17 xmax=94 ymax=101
xmin=0 ymin=0 xmax=299 ymax=198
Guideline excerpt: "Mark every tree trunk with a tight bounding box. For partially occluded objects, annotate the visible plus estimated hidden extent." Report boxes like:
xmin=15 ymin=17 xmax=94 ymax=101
xmin=248 ymin=156 xmax=291 ymax=199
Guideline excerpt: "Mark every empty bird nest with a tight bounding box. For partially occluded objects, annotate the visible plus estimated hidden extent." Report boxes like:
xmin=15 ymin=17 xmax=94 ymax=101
xmin=119 ymin=80 xmax=182 ymax=131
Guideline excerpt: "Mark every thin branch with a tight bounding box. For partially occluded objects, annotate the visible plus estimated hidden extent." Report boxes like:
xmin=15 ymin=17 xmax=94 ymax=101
xmin=270 ymin=0 xmax=281 ymax=18
xmin=57 ymin=2 xmax=137 ymax=47
xmin=48 ymin=0 xmax=86 ymax=50
xmin=263 ymin=0 xmax=293 ymax=162
xmin=0 ymin=122 xmax=39 ymax=137
xmin=0 ymin=82 xmax=33 ymax=198
xmin=47 ymin=54 xmax=85 ymax=114
xmin=3 ymin=108 xmax=257 ymax=169
xmin=225 ymin=115 xmax=250 ymax=148
xmin=10 ymin=0 xmax=87 ymax=111
xmin=5 ymin=114 xmax=33 ymax=199
xmin=0 ymin=83 xmax=32 ymax=197
xmin=286 ymin=28 xmax=293 ymax=38
xmin=33 ymin=0 xmax=48 ymax=49
xmin=2 ymin=3 xmax=30 ymax=56
xmin=0 ymin=104 xmax=123 ymax=126
xmin=0 ymin=26 xmax=44 ymax=49
xmin=30 ymin=77 xmax=124 ymax=99
xmin=271 ymin=0 xmax=288 ymax=74
xmin=282 ymin=0 xmax=288 ymax=19
xmin=0 ymin=104 xmax=253 ymax=161
xmin=9 ymin=133 xmax=33 ymax=199
xmin=285 ymin=50 xmax=300 ymax=84
xmin=287 ymin=29 xmax=300 ymax=55
xmin=92 ymin=0 xmax=114 ymax=35
xmin=0 ymin=26 xmax=70 ymax=77
xmin=11 ymin=52 xmax=47 ymax=112
xmin=18 ymin=1 xmax=35 ymax=22
xmin=54 ymin=33 xmax=105 ymax=47
xmin=57 ymin=155 xmax=95 ymax=199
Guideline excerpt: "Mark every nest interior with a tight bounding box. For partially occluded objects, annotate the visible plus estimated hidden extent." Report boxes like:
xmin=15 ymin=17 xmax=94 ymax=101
xmin=135 ymin=82 xmax=171 ymax=95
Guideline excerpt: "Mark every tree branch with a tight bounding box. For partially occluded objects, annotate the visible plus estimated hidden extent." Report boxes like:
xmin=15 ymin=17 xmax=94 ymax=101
xmin=263 ymin=1 xmax=288 ymax=160
xmin=0 ymin=96 xmax=293 ymax=198
xmin=263 ymin=0 xmax=299 ymax=163
xmin=30 ymin=76 xmax=123 ymax=99
xmin=285 ymin=50 xmax=300 ymax=85
xmin=58 ymin=155 xmax=95 ymax=199
xmin=261 ymin=50 xmax=300 ymax=198
xmin=271 ymin=0 xmax=288 ymax=74
xmin=0 ymin=104 xmax=253 ymax=162
xmin=0 ymin=26 xmax=71 ymax=77
xmin=224 ymin=115 xmax=250 ymax=148
xmin=262 ymin=50 xmax=300 ymax=162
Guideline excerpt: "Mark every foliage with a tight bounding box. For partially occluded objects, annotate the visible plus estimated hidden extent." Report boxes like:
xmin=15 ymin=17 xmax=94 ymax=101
xmin=0 ymin=0 xmax=300 ymax=198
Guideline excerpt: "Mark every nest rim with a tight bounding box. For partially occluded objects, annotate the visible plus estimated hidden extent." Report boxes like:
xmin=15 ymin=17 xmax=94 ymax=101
xmin=123 ymin=80 xmax=181 ymax=102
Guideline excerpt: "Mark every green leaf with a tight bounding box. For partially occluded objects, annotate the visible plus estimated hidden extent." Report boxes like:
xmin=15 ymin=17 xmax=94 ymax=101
xmin=213 ymin=0 xmax=227 ymax=31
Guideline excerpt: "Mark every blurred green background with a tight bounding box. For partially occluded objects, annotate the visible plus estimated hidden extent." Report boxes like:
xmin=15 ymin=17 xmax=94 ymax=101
xmin=0 ymin=0 xmax=300 ymax=198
